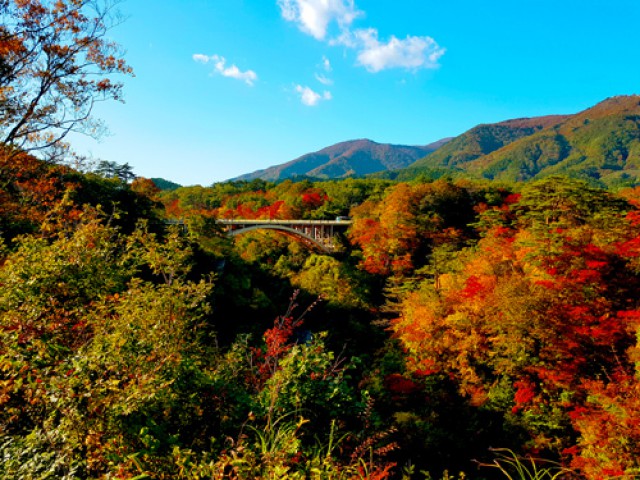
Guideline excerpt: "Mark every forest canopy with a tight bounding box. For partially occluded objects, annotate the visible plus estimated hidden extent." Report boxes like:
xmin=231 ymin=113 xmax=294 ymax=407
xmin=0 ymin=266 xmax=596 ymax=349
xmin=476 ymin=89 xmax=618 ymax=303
xmin=2 ymin=154 xmax=640 ymax=478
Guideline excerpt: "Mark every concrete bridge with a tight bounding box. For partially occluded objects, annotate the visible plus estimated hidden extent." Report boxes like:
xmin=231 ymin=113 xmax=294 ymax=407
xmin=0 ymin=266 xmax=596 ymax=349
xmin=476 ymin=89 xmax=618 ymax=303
xmin=216 ymin=219 xmax=352 ymax=253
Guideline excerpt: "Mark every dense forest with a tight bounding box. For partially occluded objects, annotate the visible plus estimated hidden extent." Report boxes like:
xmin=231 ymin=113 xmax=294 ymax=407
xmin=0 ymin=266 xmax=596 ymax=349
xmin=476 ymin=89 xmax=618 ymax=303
xmin=2 ymin=1 xmax=640 ymax=478
xmin=2 ymin=149 xmax=640 ymax=478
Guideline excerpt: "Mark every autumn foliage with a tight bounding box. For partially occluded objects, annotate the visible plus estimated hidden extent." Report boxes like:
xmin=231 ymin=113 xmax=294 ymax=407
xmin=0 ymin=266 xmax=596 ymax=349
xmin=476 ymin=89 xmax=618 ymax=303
xmin=5 ymin=134 xmax=640 ymax=479
xmin=1 ymin=0 xmax=132 ymax=158
xmin=348 ymin=180 xmax=478 ymax=276
xmin=393 ymin=177 xmax=640 ymax=477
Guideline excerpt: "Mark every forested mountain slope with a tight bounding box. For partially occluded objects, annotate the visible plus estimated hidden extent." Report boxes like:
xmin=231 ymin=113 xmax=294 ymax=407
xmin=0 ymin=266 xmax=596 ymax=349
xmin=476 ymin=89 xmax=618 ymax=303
xmin=406 ymin=95 xmax=640 ymax=187
xmin=410 ymin=115 xmax=569 ymax=170
xmin=233 ymin=138 xmax=450 ymax=181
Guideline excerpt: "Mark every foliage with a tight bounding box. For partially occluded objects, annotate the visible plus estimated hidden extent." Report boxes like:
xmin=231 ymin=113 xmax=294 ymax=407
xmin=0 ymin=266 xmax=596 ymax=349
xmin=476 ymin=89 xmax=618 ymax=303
xmin=158 ymin=177 xmax=394 ymax=222
xmin=293 ymin=254 xmax=367 ymax=308
xmin=0 ymin=0 xmax=133 ymax=159
xmin=94 ymin=160 xmax=136 ymax=182
xmin=7 ymin=5 xmax=640 ymax=478
xmin=348 ymin=180 xmax=482 ymax=277
xmin=393 ymin=177 xmax=640 ymax=477
xmin=0 ymin=172 xmax=394 ymax=477
xmin=0 ymin=215 xmax=215 ymax=477
xmin=0 ymin=149 xmax=160 ymax=242
xmin=0 ymin=148 xmax=83 ymax=238
xmin=408 ymin=95 xmax=640 ymax=188
xmin=5 ymin=146 xmax=640 ymax=479
xmin=410 ymin=116 xmax=565 ymax=171
xmin=480 ymin=449 xmax=575 ymax=480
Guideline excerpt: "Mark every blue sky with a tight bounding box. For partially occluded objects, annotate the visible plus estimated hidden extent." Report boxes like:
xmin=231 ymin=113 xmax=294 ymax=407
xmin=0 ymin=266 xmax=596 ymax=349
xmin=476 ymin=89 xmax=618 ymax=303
xmin=72 ymin=0 xmax=640 ymax=185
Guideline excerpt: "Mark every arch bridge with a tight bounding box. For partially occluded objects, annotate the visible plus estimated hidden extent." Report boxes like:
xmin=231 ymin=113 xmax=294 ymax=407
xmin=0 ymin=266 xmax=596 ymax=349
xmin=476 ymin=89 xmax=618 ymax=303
xmin=216 ymin=219 xmax=352 ymax=254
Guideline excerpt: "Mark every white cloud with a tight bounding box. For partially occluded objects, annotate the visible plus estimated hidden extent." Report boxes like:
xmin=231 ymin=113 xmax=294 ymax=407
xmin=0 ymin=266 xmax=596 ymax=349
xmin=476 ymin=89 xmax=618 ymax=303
xmin=295 ymin=84 xmax=332 ymax=106
xmin=313 ymin=56 xmax=334 ymax=85
xmin=192 ymin=53 xmax=258 ymax=86
xmin=315 ymin=73 xmax=333 ymax=85
xmin=322 ymin=55 xmax=332 ymax=71
xmin=329 ymin=29 xmax=357 ymax=48
xmin=278 ymin=0 xmax=361 ymax=40
xmin=277 ymin=1 xmax=446 ymax=73
xmin=193 ymin=54 xmax=210 ymax=64
xmin=353 ymin=29 xmax=445 ymax=72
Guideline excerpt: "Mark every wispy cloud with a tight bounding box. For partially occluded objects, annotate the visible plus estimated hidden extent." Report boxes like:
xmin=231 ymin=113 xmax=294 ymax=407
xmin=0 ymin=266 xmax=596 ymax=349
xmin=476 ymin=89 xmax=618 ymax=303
xmin=278 ymin=0 xmax=361 ymax=40
xmin=193 ymin=54 xmax=210 ymax=63
xmin=193 ymin=54 xmax=258 ymax=86
xmin=315 ymin=73 xmax=334 ymax=85
xmin=314 ymin=55 xmax=334 ymax=85
xmin=353 ymin=29 xmax=445 ymax=72
xmin=278 ymin=0 xmax=445 ymax=73
xmin=295 ymin=84 xmax=332 ymax=106
xmin=322 ymin=55 xmax=332 ymax=71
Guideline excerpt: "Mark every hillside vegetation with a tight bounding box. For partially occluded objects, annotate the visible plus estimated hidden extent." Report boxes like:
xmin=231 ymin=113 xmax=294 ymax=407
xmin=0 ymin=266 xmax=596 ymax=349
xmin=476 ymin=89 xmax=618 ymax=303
xmin=411 ymin=115 xmax=569 ymax=170
xmin=4 ymin=145 xmax=640 ymax=478
xmin=407 ymin=95 xmax=640 ymax=187
xmin=233 ymin=139 xmax=450 ymax=181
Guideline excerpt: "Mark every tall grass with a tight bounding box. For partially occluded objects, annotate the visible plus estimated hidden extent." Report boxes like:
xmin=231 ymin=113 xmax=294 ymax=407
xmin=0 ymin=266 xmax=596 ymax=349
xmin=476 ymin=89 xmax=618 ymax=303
xmin=481 ymin=448 xmax=575 ymax=480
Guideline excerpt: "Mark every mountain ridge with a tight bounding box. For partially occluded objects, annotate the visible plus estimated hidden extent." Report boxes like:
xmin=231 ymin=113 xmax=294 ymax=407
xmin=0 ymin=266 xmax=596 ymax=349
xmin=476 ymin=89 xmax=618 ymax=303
xmin=228 ymin=95 xmax=640 ymax=188
xmin=231 ymin=138 xmax=451 ymax=181
xmin=411 ymin=95 xmax=640 ymax=186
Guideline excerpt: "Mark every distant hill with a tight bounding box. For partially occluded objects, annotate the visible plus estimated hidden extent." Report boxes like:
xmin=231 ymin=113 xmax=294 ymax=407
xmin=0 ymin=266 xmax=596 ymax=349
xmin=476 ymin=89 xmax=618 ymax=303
xmin=151 ymin=178 xmax=182 ymax=191
xmin=406 ymin=95 xmax=640 ymax=187
xmin=232 ymin=138 xmax=451 ymax=181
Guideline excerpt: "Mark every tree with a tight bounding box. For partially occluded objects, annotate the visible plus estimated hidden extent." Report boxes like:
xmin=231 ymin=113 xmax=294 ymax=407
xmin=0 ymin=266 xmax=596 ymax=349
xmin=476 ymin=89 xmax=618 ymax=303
xmin=114 ymin=161 xmax=135 ymax=182
xmin=349 ymin=180 xmax=476 ymax=277
xmin=293 ymin=254 xmax=365 ymax=308
xmin=393 ymin=184 xmax=640 ymax=476
xmin=130 ymin=176 xmax=161 ymax=198
xmin=0 ymin=149 xmax=82 ymax=238
xmin=94 ymin=159 xmax=135 ymax=182
xmin=0 ymin=215 xmax=218 ymax=477
xmin=0 ymin=0 xmax=132 ymax=160
xmin=94 ymin=159 xmax=118 ymax=178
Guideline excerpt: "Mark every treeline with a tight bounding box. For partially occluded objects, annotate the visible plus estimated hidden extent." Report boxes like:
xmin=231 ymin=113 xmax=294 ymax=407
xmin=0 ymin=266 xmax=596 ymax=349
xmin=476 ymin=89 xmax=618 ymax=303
xmin=157 ymin=177 xmax=393 ymax=221
xmin=2 ymin=150 xmax=640 ymax=478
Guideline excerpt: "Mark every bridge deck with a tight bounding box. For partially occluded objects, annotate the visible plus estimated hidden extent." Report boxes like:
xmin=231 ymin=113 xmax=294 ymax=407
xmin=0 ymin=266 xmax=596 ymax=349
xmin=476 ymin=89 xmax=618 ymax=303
xmin=217 ymin=219 xmax=351 ymax=253
xmin=216 ymin=219 xmax=352 ymax=226
xmin=166 ymin=219 xmax=351 ymax=253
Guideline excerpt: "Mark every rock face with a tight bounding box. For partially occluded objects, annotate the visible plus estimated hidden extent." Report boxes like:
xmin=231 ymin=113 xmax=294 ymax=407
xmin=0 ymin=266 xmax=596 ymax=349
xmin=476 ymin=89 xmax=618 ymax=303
xmin=232 ymin=138 xmax=451 ymax=181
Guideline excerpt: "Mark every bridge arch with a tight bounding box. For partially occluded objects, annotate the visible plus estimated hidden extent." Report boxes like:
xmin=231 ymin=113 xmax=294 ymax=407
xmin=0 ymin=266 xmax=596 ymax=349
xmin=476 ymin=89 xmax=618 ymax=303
xmin=228 ymin=225 xmax=332 ymax=254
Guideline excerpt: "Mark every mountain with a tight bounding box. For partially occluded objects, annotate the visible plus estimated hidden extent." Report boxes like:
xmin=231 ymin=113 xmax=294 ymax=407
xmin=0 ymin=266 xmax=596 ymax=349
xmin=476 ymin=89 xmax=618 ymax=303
xmin=410 ymin=115 xmax=570 ymax=170
xmin=406 ymin=95 xmax=640 ymax=187
xmin=151 ymin=177 xmax=182 ymax=191
xmin=232 ymin=138 xmax=451 ymax=181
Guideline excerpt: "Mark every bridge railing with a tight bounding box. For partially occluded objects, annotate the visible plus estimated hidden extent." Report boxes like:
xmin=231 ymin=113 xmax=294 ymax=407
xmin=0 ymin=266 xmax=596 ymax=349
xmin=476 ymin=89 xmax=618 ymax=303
xmin=216 ymin=219 xmax=352 ymax=253
xmin=164 ymin=218 xmax=352 ymax=253
xmin=216 ymin=219 xmax=352 ymax=226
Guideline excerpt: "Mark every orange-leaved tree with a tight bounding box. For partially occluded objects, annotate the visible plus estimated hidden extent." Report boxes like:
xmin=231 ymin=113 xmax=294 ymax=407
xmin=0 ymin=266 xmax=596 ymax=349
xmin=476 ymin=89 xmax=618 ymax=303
xmin=349 ymin=180 xmax=477 ymax=277
xmin=393 ymin=178 xmax=640 ymax=477
xmin=0 ymin=0 xmax=132 ymax=160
